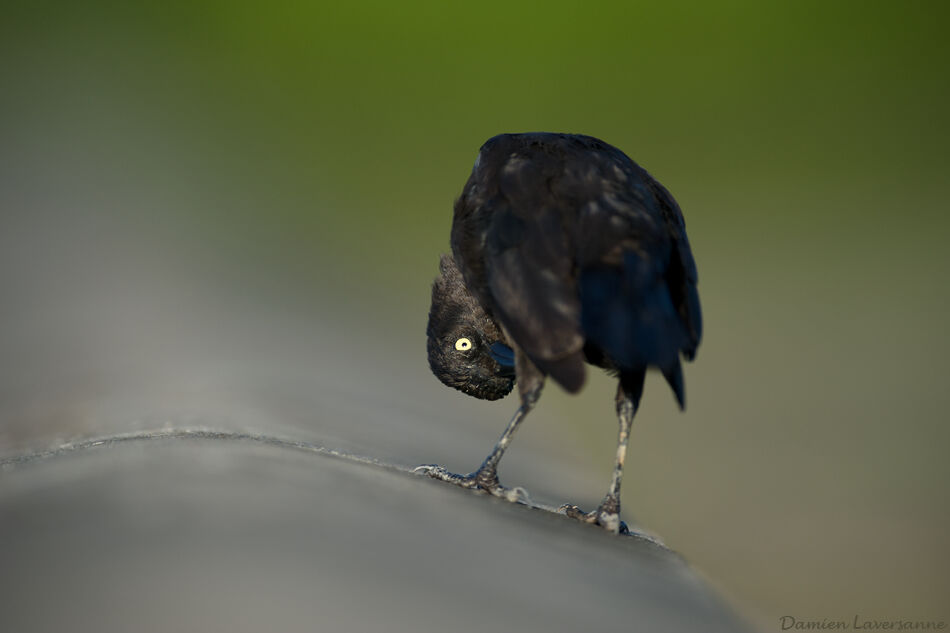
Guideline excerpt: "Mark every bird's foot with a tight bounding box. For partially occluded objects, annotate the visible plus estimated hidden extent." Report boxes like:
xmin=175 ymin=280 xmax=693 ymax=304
xmin=558 ymin=504 xmax=629 ymax=535
xmin=413 ymin=465 xmax=530 ymax=504
xmin=413 ymin=464 xmax=482 ymax=489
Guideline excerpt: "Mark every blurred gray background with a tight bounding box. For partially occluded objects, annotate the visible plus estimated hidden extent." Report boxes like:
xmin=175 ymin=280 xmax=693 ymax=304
xmin=1 ymin=1 xmax=948 ymax=630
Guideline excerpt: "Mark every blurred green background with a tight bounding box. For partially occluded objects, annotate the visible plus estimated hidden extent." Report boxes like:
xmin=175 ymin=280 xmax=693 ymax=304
xmin=2 ymin=0 xmax=948 ymax=629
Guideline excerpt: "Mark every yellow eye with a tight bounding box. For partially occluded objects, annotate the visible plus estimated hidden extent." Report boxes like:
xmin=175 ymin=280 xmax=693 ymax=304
xmin=455 ymin=337 xmax=473 ymax=351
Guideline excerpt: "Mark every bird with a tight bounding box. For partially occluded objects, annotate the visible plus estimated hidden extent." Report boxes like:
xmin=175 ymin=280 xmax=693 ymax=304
xmin=418 ymin=132 xmax=702 ymax=534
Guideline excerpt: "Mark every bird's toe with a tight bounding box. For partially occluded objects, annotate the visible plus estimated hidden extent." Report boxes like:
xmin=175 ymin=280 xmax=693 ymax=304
xmin=413 ymin=464 xmax=479 ymax=489
xmin=414 ymin=464 xmax=534 ymax=505
xmin=558 ymin=504 xmax=628 ymax=535
xmin=492 ymin=484 xmax=532 ymax=504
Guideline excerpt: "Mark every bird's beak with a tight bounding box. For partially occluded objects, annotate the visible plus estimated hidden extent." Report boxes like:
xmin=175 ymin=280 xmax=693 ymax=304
xmin=489 ymin=342 xmax=516 ymax=378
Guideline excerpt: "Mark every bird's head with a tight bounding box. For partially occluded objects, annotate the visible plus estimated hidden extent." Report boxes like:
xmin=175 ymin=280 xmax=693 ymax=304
xmin=426 ymin=254 xmax=516 ymax=401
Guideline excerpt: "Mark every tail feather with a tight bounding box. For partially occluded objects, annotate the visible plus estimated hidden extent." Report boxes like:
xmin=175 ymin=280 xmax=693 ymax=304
xmin=580 ymin=251 xmax=690 ymax=404
xmin=662 ymin=360 xmax=685 ymax=410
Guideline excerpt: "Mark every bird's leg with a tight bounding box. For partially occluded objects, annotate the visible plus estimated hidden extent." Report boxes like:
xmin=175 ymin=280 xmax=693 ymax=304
xmin=561 ymin=377 xmax=642 ymax=534
xmin=415 ymin=385 xmax=541 ymax=502
xmin=470 ymin=393 xmax=536 ymax=490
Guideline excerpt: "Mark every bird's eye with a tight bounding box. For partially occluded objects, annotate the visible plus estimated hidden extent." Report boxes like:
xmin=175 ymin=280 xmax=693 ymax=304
xmin=454 ymin=337 xmax=473 ymax=351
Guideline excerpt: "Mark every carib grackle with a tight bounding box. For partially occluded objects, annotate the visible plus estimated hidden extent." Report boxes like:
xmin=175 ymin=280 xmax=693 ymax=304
xmin=418 ymin=132 xmax=702 ymax=534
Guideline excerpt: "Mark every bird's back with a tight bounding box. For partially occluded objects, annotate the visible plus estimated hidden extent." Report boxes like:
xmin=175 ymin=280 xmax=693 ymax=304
xmin=452 ymin=133 xmax=701 ymax=401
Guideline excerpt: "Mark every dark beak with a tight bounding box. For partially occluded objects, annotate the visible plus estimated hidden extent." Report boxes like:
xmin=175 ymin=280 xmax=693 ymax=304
xmin=489 ymin=342 xmax=516 ymax=378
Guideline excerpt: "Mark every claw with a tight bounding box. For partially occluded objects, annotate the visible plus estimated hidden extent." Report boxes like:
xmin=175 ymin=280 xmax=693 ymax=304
xmin=558 ymin=504 xmax=628 ymax=534
xmin=495 ymin=485 xmax=531 ymax=504
xmin=413 ymin=464 xmax=531 ymax=504
xmin=412 ymin=464 xmax=445 ymax=476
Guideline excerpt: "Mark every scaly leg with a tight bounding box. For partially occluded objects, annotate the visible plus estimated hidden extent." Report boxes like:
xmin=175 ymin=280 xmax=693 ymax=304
xmin=561 ymin=372 xmax=643 ymax=534
xmin=415 ymin=389 xmax=539 ymax=503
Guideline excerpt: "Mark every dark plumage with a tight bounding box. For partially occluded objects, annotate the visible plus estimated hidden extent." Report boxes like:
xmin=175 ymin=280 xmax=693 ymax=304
xmin=421 ymin=132 xmax=702 ymax=533
xmin=427 ymin=254 xmax=515 ymax=401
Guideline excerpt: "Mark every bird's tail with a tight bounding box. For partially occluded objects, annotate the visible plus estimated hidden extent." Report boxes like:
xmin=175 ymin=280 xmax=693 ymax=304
xmin=580 ymin=251 xmax=688 ymax=408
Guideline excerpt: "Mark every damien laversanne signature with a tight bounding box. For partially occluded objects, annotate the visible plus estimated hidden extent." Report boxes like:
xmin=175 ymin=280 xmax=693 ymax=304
xmin=779 ymin=616 xmax=946 ymax=631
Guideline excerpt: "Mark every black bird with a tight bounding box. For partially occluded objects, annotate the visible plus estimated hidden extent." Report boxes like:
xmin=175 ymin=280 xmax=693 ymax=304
xmin=419 ymin=133 xmax=702 ymax=533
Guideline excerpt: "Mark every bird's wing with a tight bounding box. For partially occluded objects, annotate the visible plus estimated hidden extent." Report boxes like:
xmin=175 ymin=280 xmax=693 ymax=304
xmin=647 ymin=176 xmax=703 ymax=358
xmin=452 ymin=138 xmax=586 ymax=392
xmin=483 ymin=203 xmax=586 ymax=392
xmin=452 ymin=133 xmax=702 ymax=396
xmin=563 ymin=145 xmax=702 ymax=408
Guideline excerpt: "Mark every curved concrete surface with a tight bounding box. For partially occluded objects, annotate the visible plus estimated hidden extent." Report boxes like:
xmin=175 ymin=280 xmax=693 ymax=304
xmin=1 ymin=430 xmax=750 ymax=633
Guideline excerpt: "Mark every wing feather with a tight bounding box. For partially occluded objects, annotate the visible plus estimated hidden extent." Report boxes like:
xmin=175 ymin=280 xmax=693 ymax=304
xmin=450 ymin=133 xmax=702 ymax=396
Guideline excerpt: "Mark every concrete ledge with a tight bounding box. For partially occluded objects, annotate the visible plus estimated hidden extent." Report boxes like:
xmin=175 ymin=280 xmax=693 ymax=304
xmin=0 ymin=431 xmax=751 ymax=633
